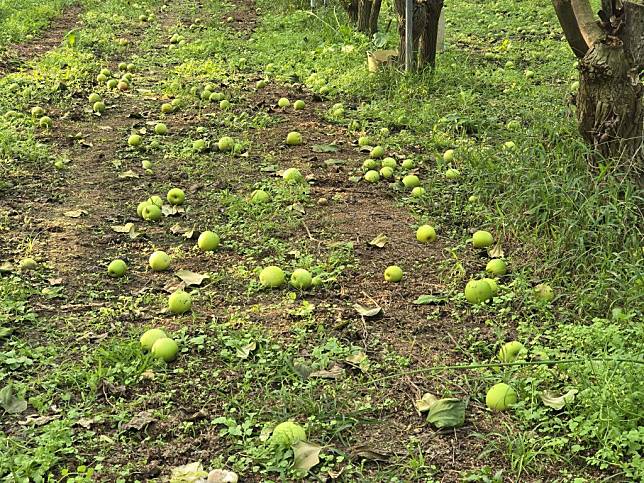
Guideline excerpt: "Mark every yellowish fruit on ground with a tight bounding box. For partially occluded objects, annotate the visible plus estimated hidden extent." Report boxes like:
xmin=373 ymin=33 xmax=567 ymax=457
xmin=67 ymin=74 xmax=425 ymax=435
xmin=416 ymin=225 xmax=437 ymax=243
xmin=140 ymin=328 xmax=167 ymax=351
xmin=472 ymin=230 xmax=494 ymax=248
xmin=142 ymin=204 xmax=162 ymax=221
xmin=411 ymin=186 xmax=425 ymax=198
xmin=19 ymin=257 xmax=38 ymax=270
xmin=282 ymin=167 xmax=303 ymax=183
xmin=364 ymin=170 xmax=380 ymax=183
xmin=401 ymin=159 xmax=414 ymax=170
xmin=107 ymin=259 xmax=127 ymax=277
xmin=464 ymin=279 xmax=492 ymax=304
xmin=445 ymin=168 xmax=460 ymax=180
xmin=370 ymin=146 xmax=384 ymax=159
xmin=290 ymin=268 xmax=313 ymax=289
xmin=402 ymin=175 xmax=420 ymax=189
xmin=498 ymin=341 xmax=524 ymax=363
xmin=269 ymin=421 xmax=306 ymax=448
xmin=286 ymin=131 xmax=303 ymax=145
xmin=486 ymin=258 xmax=507 ymax=275
xmin=486 ymin=383 xmax=518 ymax=411
xmin=250 ymin=189 xmax=271 ymax=203
xmin=293 ymin=100 xmax=305 ymax=110
xmin=168 ymin=290 xmax=192 ymax=314
xmin=149 ymin=251 xmax=171 ymax=271
xmin=167 ymin=188 xmax=185 ymax=205
xmin=197 ymin=231 xmax=220 ymax=251
xmin=218 ymin=136 xmax=235 ymax=151
xmin=358 ymin=135 xmax=371 ymax=146
xmin=482 ymin=278 xmax=499 ymax=296
xmin=443 ymin=149 xmax=455 ymax=162
xmin=260 ymin=266 xmax=286 ymax=288
xmin=277 ymin=97 xmax=290 ymax=107
xmin=384 ymin=265 xmax=403 ymax=283
xmin=128 ymin=134 xmax=142 ymax=147
xmin=534 ymin=283 xmax=554 ymax=302
xmin=380 ymin=166 xmax=394 ymax=178
xmin=151 ymin=337 xmax=179 ymax=362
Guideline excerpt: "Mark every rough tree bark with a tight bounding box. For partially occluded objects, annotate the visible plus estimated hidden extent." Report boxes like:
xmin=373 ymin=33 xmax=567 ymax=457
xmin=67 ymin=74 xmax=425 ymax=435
xmin=394 ymin=0 xmax=444 ymax=69
xmin=552 ymin=0 xmax=643 ymax=180
xmin=344 ymin=0 xmax=381 ymax=35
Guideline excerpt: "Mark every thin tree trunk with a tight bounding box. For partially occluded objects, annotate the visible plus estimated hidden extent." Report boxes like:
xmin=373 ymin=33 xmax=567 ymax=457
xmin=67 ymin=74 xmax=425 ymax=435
xmin=418 ymin=0 xmax=443 ymax=68
xmin=345 ymin=0 xmax=358 ymax=24
xmin=368 ymin=0 xmax=382 ymax=34
xmin=357 ymin=0 xmax=373 ymax=33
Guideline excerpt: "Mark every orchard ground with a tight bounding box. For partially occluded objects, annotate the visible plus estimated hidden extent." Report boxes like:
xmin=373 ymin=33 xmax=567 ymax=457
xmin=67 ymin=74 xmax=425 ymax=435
xmin=0 ymin=0 xmax=642 ymax=481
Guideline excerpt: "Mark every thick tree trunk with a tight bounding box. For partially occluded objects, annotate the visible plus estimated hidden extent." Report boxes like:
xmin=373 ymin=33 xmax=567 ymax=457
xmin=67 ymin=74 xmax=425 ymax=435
xmin=553 ymin=0 xmax=643 ymax=181
xmin=577 ymin=41 xmax=643 ymax=176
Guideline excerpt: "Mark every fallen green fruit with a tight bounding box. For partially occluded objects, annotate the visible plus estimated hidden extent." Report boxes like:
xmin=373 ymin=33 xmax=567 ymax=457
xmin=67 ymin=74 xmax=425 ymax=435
xmin=250 ymin=189 xmax=271 ymax=203
xmin=128 ymin=134 xmax=142 ymax=147
xmin=142 ymin=204 xmax=162 ymax=221
xmin=464 ymin=279 xmax=492 ymax=304
xmin=260 ymin=266 xmax=285 ymax=288
xmin=151 ymin=337 xmax=179 ymax=362
xmin=149 ymin=251 xmax=171 ymax=271
xmin=269 ymin=421 xmax=306 ymax=448
xmin=140 ymin=328 xmax=167 ymax=351
xmin=416 ymin=225 xmax=436 ymax=243
xmin=402 ymin=175 xmax=420 ymax=189
xmin=411 ymin=186 xmax=425 ymax=198
xmin=486 ymin=383 xmax=518 ymax=411
xmin=286 ymin=131 xmax=303 ymax=146
xmin=290 ymin=268 xmax=313 ymax=290
xmin=293 ymin=100 xmax=305 ymax=110
xmin=167 ymin=188 xmax=185 ymax=205
xmin=19 ymin=258 xmax=38 ymax=270
xmin=278 ymin=97 xmax=290 ymax=107
xmin=107 ymin=259 xmax=128 ymax=278
xmin=198 ymin=231 xmax=220 ymax=251
xmin=498 ymin=341 xmax=524 ymax=363
xmin=534 ymin=283 xmax=554 ymax=303
xmin=168 ymin=290 xmax=192 ymax=314
xmin=370 ymin=146 xmax=384 ymax=159
xmin=384 ymin=265 xmax=403 ymax=283
xmin=283 ymin=167 xmax=303 ymax=183
xmin=472 ymin=230 xmax=494 ymax=248
xmin=486 ymin=259 xmax=507 ymax=275
xmin=154 ymin=123 xmax=168 ymax=135
xmin=218 ymin=136 xmax=235 ymax=152
xmin=364 ymin=170 xmax=380 ymax=183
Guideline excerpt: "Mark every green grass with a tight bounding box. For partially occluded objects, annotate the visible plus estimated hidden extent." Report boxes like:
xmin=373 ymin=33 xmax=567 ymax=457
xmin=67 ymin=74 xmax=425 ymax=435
xmin=0 ymin=0 xmax=79 ymax=50
xmin=0 ymin=0 xmax=642 ymax=480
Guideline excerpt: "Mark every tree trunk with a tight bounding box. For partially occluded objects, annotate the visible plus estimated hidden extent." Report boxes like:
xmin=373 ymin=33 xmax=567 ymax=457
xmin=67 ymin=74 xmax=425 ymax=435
xmin=553 ymin=0 xmax=643 ymax=181
xmin=418 ymin=0 xmax=444 ymax=68
xmin=395 ymin=0 xmax=444 ymax=70
xmin=368 ymin=0 xmax=382 ymax=34
xmin=345 ymin=0 xmax=358 ymax=24
xmin=577 ymin=41 xmax=643 ymax=176
xmin=351 ymin=0 xmax=381 ymax=34
xmin=394 ymin=0 xmax=426 ymax=69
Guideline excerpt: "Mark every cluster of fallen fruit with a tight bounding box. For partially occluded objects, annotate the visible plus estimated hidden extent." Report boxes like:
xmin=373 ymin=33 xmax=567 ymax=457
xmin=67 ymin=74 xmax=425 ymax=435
xmin=11 ymin=57 xmax=560 ymax=475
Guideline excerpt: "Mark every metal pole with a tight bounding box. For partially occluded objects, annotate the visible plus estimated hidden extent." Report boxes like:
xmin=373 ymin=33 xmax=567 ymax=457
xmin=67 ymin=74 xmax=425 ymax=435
xmin=405 ymin=0 xmax=413 ymax=71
